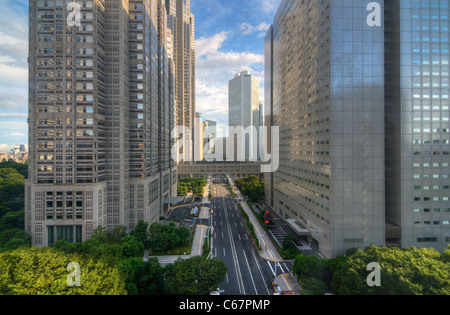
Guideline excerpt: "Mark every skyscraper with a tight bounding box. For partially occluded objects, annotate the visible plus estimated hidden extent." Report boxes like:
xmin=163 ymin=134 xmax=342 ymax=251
xmin=265 ymin=0 xmax=450 ymax=258
xmin=165 ymin=0 xmax=196 ymax=163
xmin=228 ymin=70 xmax=261 ymax=161
xmin=194 ymin=112 xmax=204 ymax=162
xmin=26 ymin=0 xmax=177 ymax=247
xmin=265 ymin=0 xmax=386 ymax=258
xmin=204 ymin=119 xmax=217 ymax=157
xmin=384 ymin=0 xmax=450 ymax=251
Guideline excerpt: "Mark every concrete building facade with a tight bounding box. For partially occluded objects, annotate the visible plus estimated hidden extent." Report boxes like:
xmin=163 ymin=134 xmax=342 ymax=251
xmin=265 ymin=0 xmax=386 ymax=258
xmin=265 ymin=0 xmax=450 ymax=257
xmin=27 ymin=0 xmax=177 ymax=247
xmin=165 ymin=0 xmax=195 ymax=163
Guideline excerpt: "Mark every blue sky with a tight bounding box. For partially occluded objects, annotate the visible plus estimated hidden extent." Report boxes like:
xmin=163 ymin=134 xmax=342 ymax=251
xmin=193 ymin=0 xmax=282 ymax=129
xmin=0 ymin=0 xmax=282 ymax=150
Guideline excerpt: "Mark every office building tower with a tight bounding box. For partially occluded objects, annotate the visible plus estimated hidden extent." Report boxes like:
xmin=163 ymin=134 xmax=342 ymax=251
xmin=258 ymin=101 xmax=265 ymax=161
xmin=265 ymin=0 xmax=386 ymax=258
xmin=265 ymin=26 xmax=274 ymax=207
xmin=266 ymin=0 xmax=450 ymax=257
xmin=194 ymin=112 xmax=204 ymax=162
xmin=204 ymin=119 xmax=217 ymax=156
xmin=26 ymin=0 xmax=177 ymax=247
xmin=384 ymin=0 xmax=450 ymax=251
xmin=165 ymin=0 xmax=196 ymax=163
xmin=228 ymin=70 xmax=261 ymax=161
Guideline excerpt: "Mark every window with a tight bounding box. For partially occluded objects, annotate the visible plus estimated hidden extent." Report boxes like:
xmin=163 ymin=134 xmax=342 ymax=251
xmin=417 ymin=237 xmax=438 ymax=243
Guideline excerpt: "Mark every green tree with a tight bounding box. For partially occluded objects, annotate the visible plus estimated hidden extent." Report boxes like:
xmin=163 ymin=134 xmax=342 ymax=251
xmin=177 ymin=177 xmax=207 ymax=197
xmin=148 ymin=222 xmax=191 ymax=253
xmin=130 ymin=220 xmax=150 ymax=247
xmin=165 ymin=256 xmax=227 ymax=295
xmin=333 ymin=245 xmax=450 ymax=295
xmin=0 ymin=247 xmax=127 ymax=295
xmin=441 ymin=246 xmax=450 ymax=263
xmin=120 ymin=235 xmax=145 ymax=259
xmin=119 ymin=257 xmax=165 ymax=295
xmin=0 ymin=168 xmax=25 ymax=186
xmin=0 ymin=229 xmax=30 ymax=252
xmin=235 ymin=176 xmax=264 ymax=202
xmin=293 ymin=254 xmax=318 ymax=278
xmin=282 ymin=234 xmax=295 ymax=251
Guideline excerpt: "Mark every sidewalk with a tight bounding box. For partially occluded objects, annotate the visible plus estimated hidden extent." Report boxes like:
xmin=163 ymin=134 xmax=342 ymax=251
xmin=274 ymin=273 xmax=300 ymax=295
xmin=145 ymin=204 xmax=211 ymax=266
xmin=226 ymin=175 xmax=282 ymax=262
xmin=226 ymin=175 xmax=302 ymax=295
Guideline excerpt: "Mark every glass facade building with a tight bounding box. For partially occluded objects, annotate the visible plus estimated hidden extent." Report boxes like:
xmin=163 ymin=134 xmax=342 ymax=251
xmin=266 ymin=0 xmax=386 ymax=258
xmin=266 ymin=0 xmax=450 ymax=257
xmin=385 ymin=0 xmax=450 ymax=250
xmin=228 ymin=70 xmax=261 ymax=161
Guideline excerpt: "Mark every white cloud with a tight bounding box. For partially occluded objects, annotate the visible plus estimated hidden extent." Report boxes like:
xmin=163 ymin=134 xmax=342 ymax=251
xmin=196 ymin=31 xmax=229 ymax=57
xmin=0 ymin=121 xmax=28 ymax=146
xmin=195 ymin=31 xmax=265 ymax=127
xmin=256 ymin=0 xmax=282 ymax=15
xmin=10 ymin=132 xmax=26 ymax=137
xmin=0 ymin=113 xmax=28 ymax=119
xmin=239 ymin=23 xmax=255 ymax=35
xmin=0 ymin=144 xmax=14 ymax=152
xmin=0 ymin=64 xmax=28 ymax=87
xmin=238 ymin=22 xmax=271 ymax=36
xmin=0 ymin=92 xmax=27 ymax=111
xmin=0 ymin=3 xmax=29 ymax=146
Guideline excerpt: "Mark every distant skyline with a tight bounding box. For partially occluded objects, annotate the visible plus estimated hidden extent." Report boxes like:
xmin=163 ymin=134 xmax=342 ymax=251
xmin=193 ymin=0 xmax=281 ymax=128
xmin=0 ymin=0 xmax=282 ymax=148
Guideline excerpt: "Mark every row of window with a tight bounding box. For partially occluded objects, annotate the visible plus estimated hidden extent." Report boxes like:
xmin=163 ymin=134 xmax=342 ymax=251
xmin=414 ymin=221 xmax=450 ymax=226
xmin=413 ymin=139 xmax=450 ymax=144
xmin=416 ymin=237 xmax=450 ymax=244
xmin=413 ymin=185 xmax=450 ymax=189
xmin=413 ymin=162 xmax=450 ymax=167
xmin=413 ymin=196 xmax=450 ymax=201
xmin=414 ymin=207 xmax=450 ymax=213
xmin=414 ymin=173 xmax=450 ymax=178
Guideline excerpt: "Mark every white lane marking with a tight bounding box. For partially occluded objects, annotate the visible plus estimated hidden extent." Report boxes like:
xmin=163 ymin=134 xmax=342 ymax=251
xmin=242 ymin=250 xmax=258 ymax=295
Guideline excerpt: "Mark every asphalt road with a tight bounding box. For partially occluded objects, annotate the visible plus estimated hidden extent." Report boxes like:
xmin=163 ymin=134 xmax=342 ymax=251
xmin=211 ymin=175 xmax=290 ymax=296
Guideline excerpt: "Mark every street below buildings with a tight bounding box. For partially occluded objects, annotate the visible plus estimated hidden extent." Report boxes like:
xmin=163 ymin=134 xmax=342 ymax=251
xmin=211 ymin=175 xmax=295 ymax=295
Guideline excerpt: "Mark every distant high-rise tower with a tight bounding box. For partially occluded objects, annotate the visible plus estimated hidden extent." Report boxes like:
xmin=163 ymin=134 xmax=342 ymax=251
xmin=165 ymin=0 xmax=196 ymax=163
xmin=228 ymin=70 xmax=261 ymax=161
xmin=194 ymin=112 xmax=204 ymax=162
xmin=26 ymin=0 xmax=177 ymax=247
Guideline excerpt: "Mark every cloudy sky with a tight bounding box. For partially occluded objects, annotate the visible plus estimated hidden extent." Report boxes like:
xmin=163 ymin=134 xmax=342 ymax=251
xmin=0 ymin=0 xmax=28 ymax=151
xmin=0 ymin=0 xmax=282 ymax=151
xmin=192 ymin=0 xmax=282 ymax=129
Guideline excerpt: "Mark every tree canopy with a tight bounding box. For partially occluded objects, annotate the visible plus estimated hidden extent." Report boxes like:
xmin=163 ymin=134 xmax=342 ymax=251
xmin=0 ymin=247 xmax=127 ymax=295
xmin=165 ymin=256 xmax=227 ymax=295
xmin=177 ymin=177 xmax=207 ymax=196
xmin=234 ymin=176 xmax=264 ymax=203
xmin=0 ymin=162 xmax=30 ymax=252
xmin=332 ymin=245 xmax=450 ymax=295
xmin=293 ymin=245 xmax=450 ymax=295
xmin=147 ymin=222 xmax=191 ymax=254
